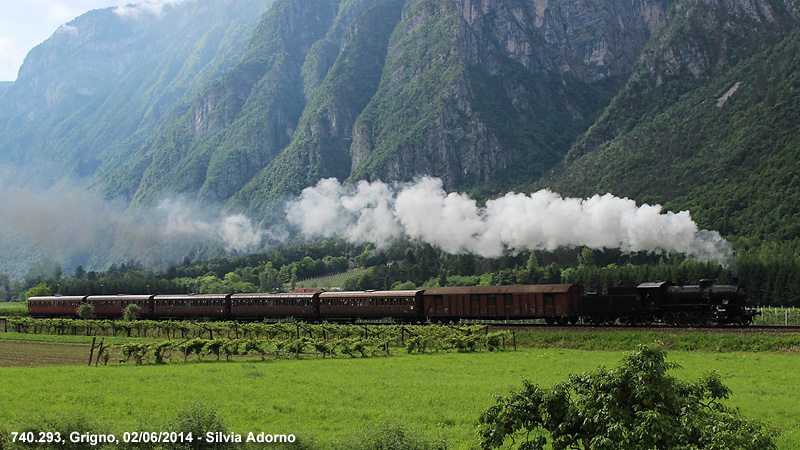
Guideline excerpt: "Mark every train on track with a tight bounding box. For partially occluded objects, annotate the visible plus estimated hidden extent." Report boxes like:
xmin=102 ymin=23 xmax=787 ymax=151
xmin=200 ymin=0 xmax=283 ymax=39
xmin=27 ymin=280 xmax=759 ymax=326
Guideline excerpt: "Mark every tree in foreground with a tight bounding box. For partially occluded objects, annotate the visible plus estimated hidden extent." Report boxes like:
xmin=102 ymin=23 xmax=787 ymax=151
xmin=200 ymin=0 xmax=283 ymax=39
xmin=477 ymin=344 xmax=777 ymax=450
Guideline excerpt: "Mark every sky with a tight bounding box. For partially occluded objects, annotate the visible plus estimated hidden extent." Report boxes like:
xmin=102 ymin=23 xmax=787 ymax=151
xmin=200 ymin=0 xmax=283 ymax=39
xmin=0 ymin=0 xmax=128 ymax=81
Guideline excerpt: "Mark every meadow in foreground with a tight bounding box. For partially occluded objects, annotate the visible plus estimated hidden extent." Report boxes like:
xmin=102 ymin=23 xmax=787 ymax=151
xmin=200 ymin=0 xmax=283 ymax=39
xmin=0 ymin=348 xmax=797 ymax=449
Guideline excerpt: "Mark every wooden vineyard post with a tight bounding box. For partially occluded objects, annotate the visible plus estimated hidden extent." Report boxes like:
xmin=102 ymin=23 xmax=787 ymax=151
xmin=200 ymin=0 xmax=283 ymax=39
xmin=512 ymin=331 xmax=517 ymax=351
xmin=88 ymin=337 xmax=97 ymax=366
xmin=95 ymin=338 xmax=105 ymax=366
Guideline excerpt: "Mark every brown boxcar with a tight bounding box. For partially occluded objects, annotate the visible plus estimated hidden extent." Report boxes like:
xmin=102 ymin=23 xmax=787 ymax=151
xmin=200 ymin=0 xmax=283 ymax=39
xmin=230 ymin=292 xmax=318 ymax=321
xmin=87 ymin=295 xmax=155 ymax=319
xmin=152 ymin=294 xmax=230 ymax=319
xmin=318 ymin=290 xmax=424 ymax=322
xmin=27 ymin=296 xmax=88 ymax=318
xmin=422 ymin=284 xmax=583 ymax=323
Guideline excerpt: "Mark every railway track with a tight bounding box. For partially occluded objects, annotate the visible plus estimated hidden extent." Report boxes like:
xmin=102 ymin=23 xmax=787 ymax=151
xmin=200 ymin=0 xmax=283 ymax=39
xmin=486 ymin=324 xmax=800 ymax=333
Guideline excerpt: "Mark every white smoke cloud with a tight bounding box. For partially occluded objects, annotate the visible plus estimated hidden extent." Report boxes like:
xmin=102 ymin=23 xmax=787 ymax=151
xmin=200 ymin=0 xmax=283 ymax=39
xmin=219 ymin=215 xmax=265 ymax=253
xmin=0 ymin=170 xmax=736 ymax=277
xmin=287 ymin=177 xmax=735 ymax=267
xmin=0 ymin=182 xmax=267 ymax=274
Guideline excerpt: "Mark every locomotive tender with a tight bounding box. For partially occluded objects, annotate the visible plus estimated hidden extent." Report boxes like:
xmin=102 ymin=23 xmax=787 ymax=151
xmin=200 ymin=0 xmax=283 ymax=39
xmin=27 ymin=280 xmax=758 ymax=326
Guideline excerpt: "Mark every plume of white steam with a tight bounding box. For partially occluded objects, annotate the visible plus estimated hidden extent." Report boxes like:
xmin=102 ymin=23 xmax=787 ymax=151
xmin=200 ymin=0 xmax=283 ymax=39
xmin=286 ymin=178 xmax=401 ymax=247
xmin=220 ymin=215 xmax=265 ymax=253
xmin=287 ymin=177 xmax=735 ymax=267
xmin=0 ymin=184 xmax=266 ymax=274
xmin=154 ymin=197 xmax=266 ymax=253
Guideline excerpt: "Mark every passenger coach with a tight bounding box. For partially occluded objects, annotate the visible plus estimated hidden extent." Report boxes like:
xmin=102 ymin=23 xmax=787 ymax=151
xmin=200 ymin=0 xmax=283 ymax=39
xmin=318 ymin=290 xmax=423 ymax=322
xmin=88 ymin=294 xmax=155 ymax=319
xmin=28 ymin=295 xmax=88 ymax=318
xmin=229 ymin=292 xmax=318 ymax=321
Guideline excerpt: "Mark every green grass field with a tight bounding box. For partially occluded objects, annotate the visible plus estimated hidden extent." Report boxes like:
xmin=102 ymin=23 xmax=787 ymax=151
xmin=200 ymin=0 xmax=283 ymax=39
xmin=1 ymin=348 xmax=797 ymax=449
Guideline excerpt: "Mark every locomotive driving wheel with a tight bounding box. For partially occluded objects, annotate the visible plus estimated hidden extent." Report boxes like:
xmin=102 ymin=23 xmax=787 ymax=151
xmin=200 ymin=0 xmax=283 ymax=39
xmin=662 ymin=311 xmax=676 ymax=326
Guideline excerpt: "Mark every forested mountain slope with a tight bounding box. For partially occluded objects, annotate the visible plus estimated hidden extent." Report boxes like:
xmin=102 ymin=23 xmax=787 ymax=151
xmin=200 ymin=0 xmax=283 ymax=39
xmin=2 ymin=0 xmax=800 ymax=278
xmin=103 ymin=0 xmax=674 ymax=217
xmin=0 ymin=0 xmax=273 ymax=183
xmin=102 ymin=0 xmax=800 ymax=240
xmin=541 ymin=0 xmax=800 ymax=241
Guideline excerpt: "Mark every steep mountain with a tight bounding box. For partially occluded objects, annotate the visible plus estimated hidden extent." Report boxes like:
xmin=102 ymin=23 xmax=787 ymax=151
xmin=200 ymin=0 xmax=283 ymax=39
xmin=107 ymin=0 xmax=675 ymax=218
xmin=540 ymin=0 xmax=800 ymax=241
xmin=2 ymin=0 xmax=800 ymax=278
xmin=0 ymin=0 xmax=273 ymax=183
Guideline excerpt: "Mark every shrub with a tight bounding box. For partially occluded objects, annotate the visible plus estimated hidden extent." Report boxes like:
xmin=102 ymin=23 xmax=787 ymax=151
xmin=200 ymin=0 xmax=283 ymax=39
xmin=478 ymin=343 xmax=778 ymax=450
xmin=170 ymin=399 xmax=232 ymax=450
xmin=122 ymin=304 xmax=140 ymax=321
xmin=77 ymin=303 xmax=95 ymax=320
xmin=332 ymin=422 xmax=446 ymax=450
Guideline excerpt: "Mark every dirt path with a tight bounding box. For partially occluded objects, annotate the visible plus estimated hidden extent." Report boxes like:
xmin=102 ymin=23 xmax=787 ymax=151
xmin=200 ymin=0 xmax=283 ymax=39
xmin=0 ymin=342 xmax=92 ymax=367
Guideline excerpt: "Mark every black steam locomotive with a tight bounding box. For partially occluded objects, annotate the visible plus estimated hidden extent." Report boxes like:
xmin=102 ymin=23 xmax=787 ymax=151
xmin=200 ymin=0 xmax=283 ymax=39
xmin=27 ymin=280 xmax=758 ymax=326
xmin=580 ymin=280 xmax=756 ymax=326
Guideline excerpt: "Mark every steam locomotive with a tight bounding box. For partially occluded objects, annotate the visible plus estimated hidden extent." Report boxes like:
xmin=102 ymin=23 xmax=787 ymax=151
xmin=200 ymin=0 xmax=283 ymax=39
xmin=27 ymin=280 xmax=758 ymax=326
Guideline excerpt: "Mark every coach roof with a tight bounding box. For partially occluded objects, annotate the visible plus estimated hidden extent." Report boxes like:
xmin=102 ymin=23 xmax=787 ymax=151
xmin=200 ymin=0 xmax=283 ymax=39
xmin=422 ymin=284 xmax=581 ymax=295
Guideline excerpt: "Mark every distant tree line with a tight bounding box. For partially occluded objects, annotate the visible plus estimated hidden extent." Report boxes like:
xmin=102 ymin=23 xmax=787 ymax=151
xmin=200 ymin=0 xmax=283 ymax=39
xmin=4 ymin=239 xmax=800 ymax=307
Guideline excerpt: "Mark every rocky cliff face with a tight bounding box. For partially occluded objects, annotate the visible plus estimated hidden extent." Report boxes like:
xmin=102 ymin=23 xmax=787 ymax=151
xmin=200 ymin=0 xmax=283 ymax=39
xmin=538 ymin=0 xmax=800 ymax=240
xmin=565 ymin=0 xmax=799 ymax=161
xmin=346 ymin=0 xmax=672 ymax=191
xmin=99 ymin=0 xmax=681 ymax=213
xmin=3 ymin=0 xmax=798 ymax=225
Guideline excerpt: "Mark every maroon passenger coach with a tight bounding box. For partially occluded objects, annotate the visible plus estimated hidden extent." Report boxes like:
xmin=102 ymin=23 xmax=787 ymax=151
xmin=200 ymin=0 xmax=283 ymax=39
xmin=318 ymin=290 xmax=424 ymax=322
xmin=88 ymin=294 xmax=155 ymax=319
xmin=27 ymin=295 xmax=88 ymax=318
xmin=152 ymin=294 xmax=229 ymax=319
xmin=229 ymin=292 xmax=318 ymax=321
